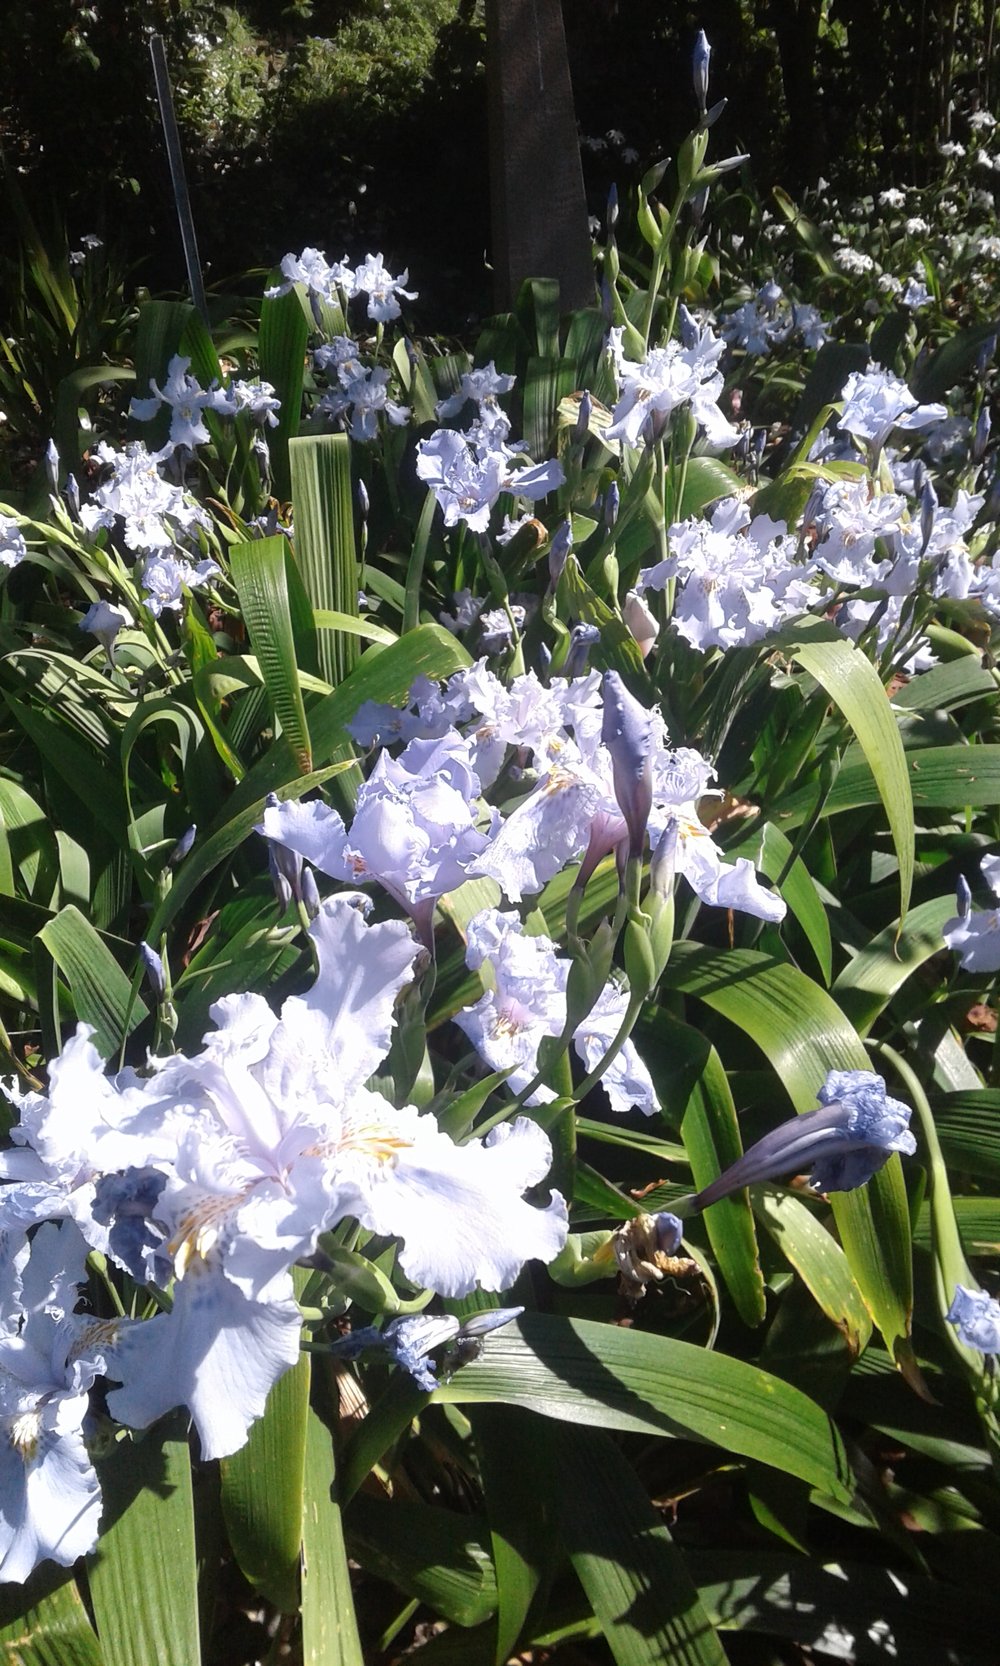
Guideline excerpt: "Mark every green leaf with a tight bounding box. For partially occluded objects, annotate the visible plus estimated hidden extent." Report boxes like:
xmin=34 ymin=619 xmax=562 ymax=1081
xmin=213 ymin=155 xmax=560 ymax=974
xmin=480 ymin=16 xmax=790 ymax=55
xmin=912 ymin=317 xmax=1000 ymax=403
xmin=781 ymin=618 xmax=914 ymax=922
xmin=38 ymin=905 xmax=147 ymax=1057
xmin=891 ymin=657 xmax=998 ymax=712
xmin=519 ymin=277 xmax=561 ymax=358
xmin=652 ymin=1015 xmax=766 ymax=1328
xmin=772 ymin=187 xmax=838 ymax=277
xmin=832 ymin=894 xmax=958 ymax=1035
xmin=556 ymin=1424 xmax=727 ymax=1666
xmin=473 ymin=1406 xmax=558 ymax=1663
xmin=0 ymin=1575 xmax=102 ymax=1666
xmin=932 ymin=1091 xmax=1000 ymax=1181
xmin=751 ymin=1185 xmax=872 ymax=1356
xmin=346 ymin=1495 xmax=497 ymax=1628
xmin=774 ymin=741 xmax=1000 ymax=823
xmin=0 ymin=777 xmax=59 ymax=903
xmin=435 ymin=1314 xmax=853 ymax=1501
xmin=523 ymin=356 xmax=578 ymax=460
xmin=289 ymin=433 xmax=359 ymax=688
xmin=258 ymin=286 xmax=310 ymax=500
xmin=676 ymin=455 xmax=742 ymax=519
xmin=662 ymin=944 xmax=913 ymax=1366
xmin=301 ymin=1399 xmax=364 ymax=1666
xmin=89 ymin=1416 xmax=201 ymax=1666
xmin=220 ymin=1350 xmax=310 ymax=1613
xmin=314 ymin=609 xmax=397 ymax=645
xmin=231 ymin=536 xmax=313 ymax=773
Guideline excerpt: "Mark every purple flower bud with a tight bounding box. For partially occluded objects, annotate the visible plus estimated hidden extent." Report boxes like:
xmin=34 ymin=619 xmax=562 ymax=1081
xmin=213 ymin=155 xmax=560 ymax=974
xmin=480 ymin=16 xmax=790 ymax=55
xmin=692 ymin=29 xmax=711 ymax=116
xmin=459 ymin=1306 xmax=524 ymax=1339
xmin=677 ymin=305 xmax=699 ymax=349
xmin=138 ymin=941 xmax=165 ymax=1000
xmin=919 ymin=474 xmax=938 ymax=556
xmin=956 ymin=873 xmax=972 ymax=919
xmin=689 ymin=185 xmax=709 ymax=225
xmin=548 ymin=519 xmax=573 ymax=584
xmin=601 ymin=671 xmax=653 ymax=857
xmin=604 ymin=481 xmax=620 ymax=530
xmin=650 ymin=821 xmax=678 ymax=899
xmin=574 ymin=391 xmax=593 ymax=442
xmin=564 ymin=622 xmax=600 ymax=678
xmin=301 ymin=865 xmax=322 ymax=919
xmin=44 ymin=438 xmax=60 ymax=494
xmin=692 ymin=1069 xmax=916 ymax=1208
xmin=607 ymin=182 xmax=619 ymax=229
xmin=974 ymin=404 xmax=992 ymax=465
xmin=63 ymin=474 xmax=81 ymax=520
xmin=976 ymin=335 xmax=997 ymax=378
xmin=357 ymin=479 xmax=370 ymax=519
xmin=703 ymin=96 xmax=728 ymax=128
xmin=601 ymin=276 xmax=614 ymax=325
xmin=168 ymin=824 xmax=197 ymax=866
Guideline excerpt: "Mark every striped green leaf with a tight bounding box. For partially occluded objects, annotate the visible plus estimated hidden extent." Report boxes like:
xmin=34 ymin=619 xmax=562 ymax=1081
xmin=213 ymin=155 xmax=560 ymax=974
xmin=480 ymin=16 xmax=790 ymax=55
xmin=258 ymin=285 xmax=309 ymax=500
xmin=556 ymin=1424 xmax=727 ymax=1666
xmin=781 ymin=618 xmax=914 ymax=923
xmin=301 ymin=1398 xmax=364 ymax=1666
xmin=289 ymin=433 xmax=359 ymax=688
xmin=89 ymin=1416 xmax=200 ymax=1666
xmin=232 ymin=536 xmax=313 ymax=774
xmin=38 ymin=905 xmax=147 ymax=1057
xmin=220 ymin=1349 xmax=310 ymax=1613
xmin=435 ymin=1313 xmax=853 ymax=1501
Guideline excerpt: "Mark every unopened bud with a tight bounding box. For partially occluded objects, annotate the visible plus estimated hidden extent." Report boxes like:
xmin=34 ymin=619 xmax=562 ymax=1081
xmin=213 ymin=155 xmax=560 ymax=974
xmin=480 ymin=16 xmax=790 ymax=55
xmin=604 ymin=480 xmax=620 ymax=530
xmin=650 ymin=821 xmax=678 ymax=899
xmin=301 ymin=865 xmax=322 ymax=919
xmin=974 ymin=404 xmax=992 ymax=465
xmin=602 ymin=670 xmax=653 ymax=856
xmin=574 ymin=390 xmax=593 ymax=442
xmin=63 ymin=474 xmax=81 ymax=520
xmin=44 ymin=438 xmax=60 ymax=495
xmin=919 ymin=474 xmax=938 ymax=556
xmin=357 ymin=479 xmax=370 ymax=519
xmin=623 ymin=588 xmax=659 ymax=659
xmin=564 ymin=622 xmax=600 ymax=678
xmin=956 ymin=873 xmax=972 ymax=920
xmin=138 ymin=941 xmax=166 ymax=1000
xmin=548 ymin=519 xmax=573 ymax=585
xmin=607 ymin=182 xmax=619 ymax=229
xmin=678 ymin=304 xmax=699 ymax=349
xmin=692 ymin=29 xmax=711 ymax=116
xmin=168 ymin=825 xmax=197 ymax=866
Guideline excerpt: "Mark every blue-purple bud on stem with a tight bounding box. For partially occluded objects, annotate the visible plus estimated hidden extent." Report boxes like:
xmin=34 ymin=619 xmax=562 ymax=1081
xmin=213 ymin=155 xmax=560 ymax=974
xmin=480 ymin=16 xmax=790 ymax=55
xmin=601 ymin=671 xmax=653 ymax=857
xmin=690 ymin=1070 xmax=916 ymax=1209
xmin=168 ymin=825 xmax=197 ymax=867
xmin=692 ymin=30 xmax=711 ymax=116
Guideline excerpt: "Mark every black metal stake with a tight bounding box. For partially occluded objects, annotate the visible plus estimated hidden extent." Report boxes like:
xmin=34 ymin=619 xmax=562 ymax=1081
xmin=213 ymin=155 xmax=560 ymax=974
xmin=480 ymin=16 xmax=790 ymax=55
xmin=149 ymin=33 xmax=209 ymax=324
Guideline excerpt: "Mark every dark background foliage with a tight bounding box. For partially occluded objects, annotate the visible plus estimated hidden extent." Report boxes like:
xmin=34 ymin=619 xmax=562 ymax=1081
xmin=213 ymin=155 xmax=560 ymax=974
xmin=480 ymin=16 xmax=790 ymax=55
xmin=0 ymin=0 xmax=996 ymax=324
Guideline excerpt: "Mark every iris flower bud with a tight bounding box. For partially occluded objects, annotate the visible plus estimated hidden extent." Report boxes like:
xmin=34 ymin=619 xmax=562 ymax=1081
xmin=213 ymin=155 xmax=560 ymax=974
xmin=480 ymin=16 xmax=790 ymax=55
xmin=692 ymin=30 xmax=711 ymax=117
